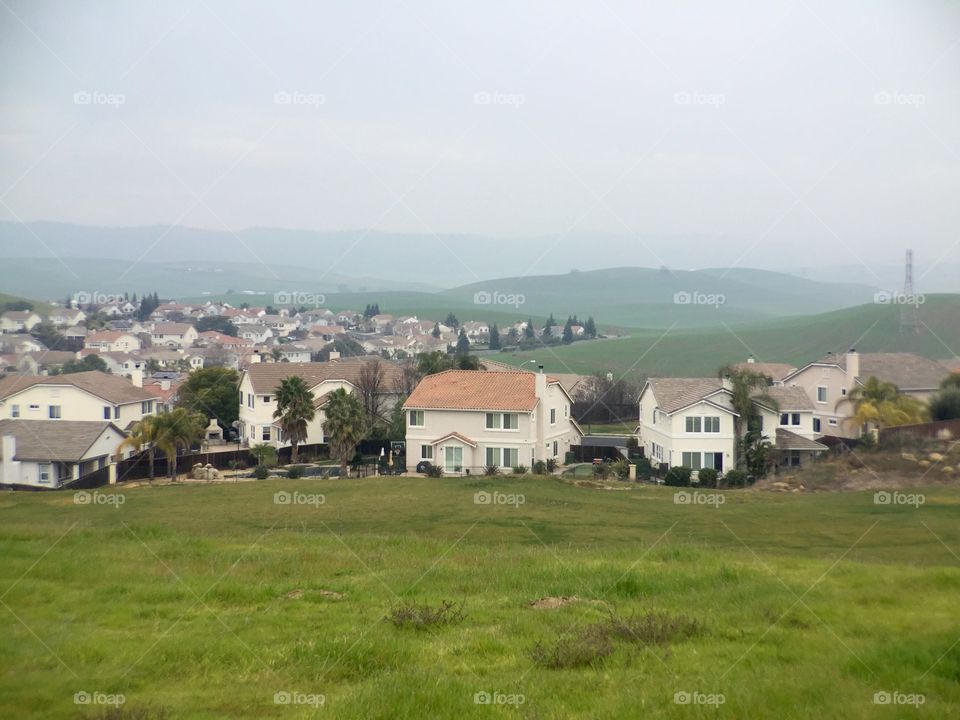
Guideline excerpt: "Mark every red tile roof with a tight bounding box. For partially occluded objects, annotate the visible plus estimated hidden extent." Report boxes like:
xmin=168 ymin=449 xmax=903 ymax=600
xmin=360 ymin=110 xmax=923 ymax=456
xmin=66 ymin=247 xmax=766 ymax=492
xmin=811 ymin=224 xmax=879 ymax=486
xmin=404 ymin=370 xmax=556 ymax=412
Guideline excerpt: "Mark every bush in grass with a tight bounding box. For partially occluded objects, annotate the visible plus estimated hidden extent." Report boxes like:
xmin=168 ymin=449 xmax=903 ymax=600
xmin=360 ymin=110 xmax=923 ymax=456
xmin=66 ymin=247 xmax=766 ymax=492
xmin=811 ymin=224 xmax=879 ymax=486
xmin=426 ymin=464 xmax=444 ymax=478
xmin=612 ymin=458 xmax=630 ymax=480
xmin=530 ymin=625 xmax=615 ymax=669
xmin=388 ymin=600 xmax=466 ymax=630
xmin=252 ymin=465 xmax=270 ymax=480
xmin=697 ymin=467 xmax=719 ymax=488
xmin=483 ymin=464 xmax=500 ymax=476
xmin=635 ymin=458 xmax=652 ymax=481
xmin=664 ymin=466 xmax=692 ymax=487
xmin=593 ymin=463 xmax=611 ymax=480
xmin=533 ymin=460 xmax=547 ymax=475
xmin=286 ymin=465 xmax=304 ymax=479
xmin=599 ymin=610 xmax=702 ymax=646
xmin=546 ymin=458 xmax=558 ymax=473
xmin=722 ymin=469 xmax=749 ymax=488
xmin=513 ymin=465 xmax=529 ymax=475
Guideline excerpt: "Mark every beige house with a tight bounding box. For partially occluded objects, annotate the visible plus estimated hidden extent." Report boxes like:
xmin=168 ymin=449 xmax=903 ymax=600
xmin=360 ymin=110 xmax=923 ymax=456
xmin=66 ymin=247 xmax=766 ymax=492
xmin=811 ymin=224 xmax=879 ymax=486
xmin=0 ymin=310 xmax=43 ymax=334
xmin=84 ymin=331 xmax=141 ymax=352
xmin=0 ymin=371 xmax=156 ymax=430
xmin=151 ymin=322 xmax=199 ymax=349
xmin=403 ymin=369 xmax=583 ymax=474
xmin=0 ymin=419 xmax=127 ymax=488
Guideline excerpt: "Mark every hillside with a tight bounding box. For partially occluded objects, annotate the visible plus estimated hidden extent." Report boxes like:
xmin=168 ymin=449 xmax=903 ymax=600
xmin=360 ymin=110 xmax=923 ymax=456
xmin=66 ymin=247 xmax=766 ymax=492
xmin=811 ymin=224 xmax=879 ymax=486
xmin=494 ymin=294 xmax=960 ymax=379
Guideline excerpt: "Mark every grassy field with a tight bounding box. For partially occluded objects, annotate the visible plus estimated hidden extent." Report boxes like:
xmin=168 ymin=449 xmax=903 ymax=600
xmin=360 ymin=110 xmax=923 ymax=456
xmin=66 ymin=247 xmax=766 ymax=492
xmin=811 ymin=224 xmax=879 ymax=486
xmin=3 ymin=476 xmax=960 ymax=718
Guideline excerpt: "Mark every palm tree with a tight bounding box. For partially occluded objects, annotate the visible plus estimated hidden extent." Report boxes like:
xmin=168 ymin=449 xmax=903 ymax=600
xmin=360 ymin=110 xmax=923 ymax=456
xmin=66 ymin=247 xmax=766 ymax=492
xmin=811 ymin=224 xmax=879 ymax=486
xmin=117 ymin=414 xmax=164 ymax=482
xmin=249 ymin=442 xmax=278 ymax=468
xmin=718 ymin=366 xmax=778 ymax=469
xmin=273 ymin=376 xmax=315 ymax=464
xmin=323 ymin=388 xmax=366 ymax=476
xmin=845 ymin=376 xmax=927 ymax=433
xmin=152 ymin=408 xmax=206 ymax=480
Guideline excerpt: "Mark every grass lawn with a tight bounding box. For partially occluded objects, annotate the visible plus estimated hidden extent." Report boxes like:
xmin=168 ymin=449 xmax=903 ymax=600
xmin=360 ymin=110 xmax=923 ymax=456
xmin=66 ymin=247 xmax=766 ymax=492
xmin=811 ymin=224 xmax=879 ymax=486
xmin=2 ymin=476 xmax=960 ymax=719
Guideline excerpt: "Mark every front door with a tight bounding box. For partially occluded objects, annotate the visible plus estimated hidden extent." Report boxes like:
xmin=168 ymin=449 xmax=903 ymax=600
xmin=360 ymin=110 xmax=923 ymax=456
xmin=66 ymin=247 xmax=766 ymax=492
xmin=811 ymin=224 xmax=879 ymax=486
xmin=444 ymin=446 xmax=463 ymax=473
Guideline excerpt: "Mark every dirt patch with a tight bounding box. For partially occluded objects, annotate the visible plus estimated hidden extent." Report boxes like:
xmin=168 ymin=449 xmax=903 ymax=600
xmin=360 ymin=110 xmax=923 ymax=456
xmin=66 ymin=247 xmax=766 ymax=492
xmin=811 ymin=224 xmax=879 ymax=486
xmin=284 ymin=588 xmax=344 ymax=601
xmin=318 ymin=589 xmax=345 ymax=600
xmin=529 ymin=596 xmax=579 ymax=609
xmin=285 ymin=589 xmax=305 ymax=600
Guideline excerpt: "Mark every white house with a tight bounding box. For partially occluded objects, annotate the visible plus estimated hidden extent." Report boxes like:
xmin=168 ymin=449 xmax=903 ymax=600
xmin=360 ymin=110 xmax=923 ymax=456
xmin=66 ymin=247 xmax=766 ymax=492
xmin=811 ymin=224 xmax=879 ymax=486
xmin=403 ymin=368 xmax=583 ymax=474
xmin=237 ymin=358 xmax=404 ymax=448
xmin=0 ymin=310 xmax=43 ymax=334
xmin=0 ymin=370 xmax=157 ymax=429
xmin=151 ymin=322 xmax=199 ymax=349
xmin=239 ymin=325 xmax=273 ymax=344
xmin=84 ymin=331 xmax=141 ymax=353
xmin=46 ymin=308 xmax=87 ymax=327
xmin=0 ymin=419 xmax=128 ymax=488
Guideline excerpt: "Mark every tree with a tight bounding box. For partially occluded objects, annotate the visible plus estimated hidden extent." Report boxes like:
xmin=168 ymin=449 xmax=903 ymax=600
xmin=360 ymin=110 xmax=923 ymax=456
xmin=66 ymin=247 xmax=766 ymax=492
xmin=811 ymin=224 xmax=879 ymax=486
xmin=455 ymin=354 xmax=479 ymax=370
xmin=444 ymin=313 xmax=459 ymax=330
xmin=455 ymin=329 xmax=470 ymax=356
xmin=740 ymin=430 xmax=775 ymax=479
xmin=249 ymin=442 xmax=278 ymax=468
xmin=585 ymin=317 xmax=597 ymax=338
xmin=929 ymin=389 xmax=960 ymax=421
xmin=323 ymin=388 xmax=366 ymax=475
xmin=489 ymin=324 xmax=501 ymax=350
xmin=393 ymin=360 xmax=421 ymax=396
xmin=562 ymin=317 xmax=574 ymax=345
xmin=117 ymin=414 xmax=164 ymax=482
xmin=57 ymin=355 xmax=109 ymax=375
xmin=417 ymin=351 xmax=451 ymax=376
xmin=357 ymin=358 xmax=388 ymax=428
xmin=196 ymin=316 xmax=238 ymax=336
xmin=153 ymin=408 xmax=205 ymax=480
xmin=177 ymin=367 xmax=240 ymax=431
xmin=31 ymin=322 xmax=67 ymax=351
xmin=507 ymin=327 xmax=519 ymax=343
xmin=543 ymin=313 xmax=556 ymax=338
xmin=431 ymin=322 xmax=441 ymax=339
xmin=273 ymin=376 xmax=316 ymax=464
xmin=941 ymin=374 xmax=960 ymax=391
xmin=718 ymin=366 xmax=778 ymax=469
xmin=846 ymin=376 xmax=927 ymax=432
xmin=524 ymin=319 xmax=535 ymax=340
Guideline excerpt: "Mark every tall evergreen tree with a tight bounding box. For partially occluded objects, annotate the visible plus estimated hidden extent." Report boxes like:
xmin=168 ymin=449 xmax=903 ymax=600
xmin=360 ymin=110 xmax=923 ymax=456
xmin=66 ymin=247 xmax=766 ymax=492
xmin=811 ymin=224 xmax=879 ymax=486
xmin=489 ymin=324 xmax=501 ymax=350
xmin=585 ymin=316 xmax=597 ymax=338
xmin=455 ymin=329 xmax=470 ymax=356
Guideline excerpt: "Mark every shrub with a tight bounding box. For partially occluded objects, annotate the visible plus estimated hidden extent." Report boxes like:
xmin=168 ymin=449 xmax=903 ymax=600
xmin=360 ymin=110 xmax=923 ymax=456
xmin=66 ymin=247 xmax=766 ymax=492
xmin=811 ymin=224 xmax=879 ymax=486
xmin=388 ymin=600 xmax=466 ymax=630
xmin=483 ymin=465 xmax=500 ymax=476
xmin=513 ymin=465 xmax=529 ymax=475
xmin=252 ymin=465 xmax=270 ymax=480
xmin=286 ymin=465 xmax=304 ymax=479
xmin=546 ymin=458 xmax=558 ymax=473
xmin=612 ymin=458 xmax=630 ymax=480
xmin=697 ymin=467 xmax=719 ymax=488
xmin=599 ymin=610 xmax=702 ymax=646
xmin=626 ymin=436 xmax=639 ymax=449
xmin=635 ymin=458 xmax=652 ymax=481
xmin=664 ymin=466 xmax=692 ymax=487
xmin=426 ymin=464 xmax=444 ymax=478
xmin=533 ymin=460 xmax=547 ymax=475
xmin=593 ymin=463 xmax=611 ymax=480
xmin=530 ymin=626 xmax=615 ymax=669
xmin=722 ymin=469 xmax=749 ymax=488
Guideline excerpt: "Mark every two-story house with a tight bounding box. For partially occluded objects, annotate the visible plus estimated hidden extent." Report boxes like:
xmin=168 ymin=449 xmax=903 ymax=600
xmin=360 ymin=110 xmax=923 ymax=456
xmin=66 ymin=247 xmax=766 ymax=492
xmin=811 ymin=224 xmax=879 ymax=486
xmin=84 ymin=331 xmax=142 ymax=353
xmin=151 ymin=322 xmax=199 ymax=349
xmin=0 ymin=310 xmax=43 ymax=334
xmin=403 ymin=368 xmax=583 ymax=474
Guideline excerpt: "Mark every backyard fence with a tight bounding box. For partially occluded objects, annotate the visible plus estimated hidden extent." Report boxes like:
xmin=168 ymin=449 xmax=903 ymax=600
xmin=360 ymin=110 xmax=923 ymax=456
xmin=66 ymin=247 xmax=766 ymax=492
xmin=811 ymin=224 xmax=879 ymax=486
xmin=879 ymin=419 xmax=960 ymax=446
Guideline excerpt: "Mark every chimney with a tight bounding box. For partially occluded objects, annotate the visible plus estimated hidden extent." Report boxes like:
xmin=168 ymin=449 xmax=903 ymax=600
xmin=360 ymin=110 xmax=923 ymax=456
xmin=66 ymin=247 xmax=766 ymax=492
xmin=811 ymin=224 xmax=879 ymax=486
xmin=129 ymin=367 xmax=143 ymax=388
xmin=160 ymin=379 xmax=171 ymax=391
xmin=1 ymin=433 xmax=16 ymax=478
xmin=746 ymin=355 xmax=755 ymax=364
xmin=535 ymin=364 xmax=547 ymax=397
xmin=846 ymin=348 xmax=860 ymax=380
xmin=329 ymin=351 xmax=341 ymax=361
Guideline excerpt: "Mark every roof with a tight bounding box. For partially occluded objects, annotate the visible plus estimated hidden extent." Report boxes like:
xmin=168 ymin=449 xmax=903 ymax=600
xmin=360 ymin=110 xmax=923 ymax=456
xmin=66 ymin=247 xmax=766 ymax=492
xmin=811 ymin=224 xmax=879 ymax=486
xmin=788 ymin=352 xmax=949 ymax=390
xmin=756 ymin=385 xmax=814 ymax=412
xmin=0 ymin=370 xmax=154 ymax=404
xmin=730 ymin=360 xmax=797 ymax=381
xmin=242 ymin=357 xmax=404 ymax=394
xmin=0 ymin=419 xmax=126 ymax=462
xmin=644 ymin=377 xmax=726 ymax=414
xmin=153 ymin=322 xmax=194 ymax=335
xmin=2 ymin=310 xmax=39 ymax=320
xmin=86 ymin=331 xmax=135 ymax=342
xmin=405 ymin=370 xmax=560 ymax=412
xmin=775 ymin=428 xmax=828 ymax=452
xmin=430 ymin=431 xmax=477 ymax=447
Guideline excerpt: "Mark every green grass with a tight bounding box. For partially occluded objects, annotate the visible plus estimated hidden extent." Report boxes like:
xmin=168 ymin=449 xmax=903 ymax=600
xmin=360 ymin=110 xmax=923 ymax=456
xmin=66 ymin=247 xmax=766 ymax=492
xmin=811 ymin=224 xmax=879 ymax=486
xmin=2 ymin=476 xmax=960 ymax=719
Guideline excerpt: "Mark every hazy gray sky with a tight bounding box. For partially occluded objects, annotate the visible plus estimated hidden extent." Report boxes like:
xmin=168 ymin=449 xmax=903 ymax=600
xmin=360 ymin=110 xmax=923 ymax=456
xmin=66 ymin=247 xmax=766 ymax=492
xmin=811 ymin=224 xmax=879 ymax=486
xmin=1 ymin=0 xmax=958 ymax=272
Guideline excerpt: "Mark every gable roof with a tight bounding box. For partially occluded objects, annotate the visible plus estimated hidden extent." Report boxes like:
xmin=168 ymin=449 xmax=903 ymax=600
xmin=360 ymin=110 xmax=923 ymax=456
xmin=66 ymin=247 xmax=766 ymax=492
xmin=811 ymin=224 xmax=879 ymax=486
xmin=730 ymin=360 xmax=797 ymax=382
xmin=85 ymin=331 xmax=136 ymax=343
xmin=404 ymin=370 xmax=552 ymax=412
xmin=775 ymin=428 xmax=828 ymax=452
xmin=0 ymin=370 xmax=154 ymax=404
xmin=152 ymin=322 xmax=194 ymax=335
xmin=242 ymin=357 xmax=404 ymax=394
xmin=756 ymin=385 xmax=814 ymax=412
xmin=643 ymin=377 xmax=727 ymax=414
xmin=0 ymin=419 xmax=126 ymax=462
xmin=785 ymin=352 xmax=949 ymax=390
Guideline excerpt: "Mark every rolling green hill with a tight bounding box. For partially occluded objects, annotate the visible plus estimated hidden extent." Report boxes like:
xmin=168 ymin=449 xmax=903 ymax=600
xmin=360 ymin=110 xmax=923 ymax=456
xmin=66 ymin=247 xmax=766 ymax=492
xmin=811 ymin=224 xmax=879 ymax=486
xmin=494 ymin=294 xmax=960 ymax=379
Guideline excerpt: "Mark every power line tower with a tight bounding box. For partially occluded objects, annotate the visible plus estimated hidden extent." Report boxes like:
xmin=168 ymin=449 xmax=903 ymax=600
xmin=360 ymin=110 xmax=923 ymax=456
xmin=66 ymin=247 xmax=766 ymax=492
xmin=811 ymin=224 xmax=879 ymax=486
xmin=900 ymin=248 xmax=920 ymax=336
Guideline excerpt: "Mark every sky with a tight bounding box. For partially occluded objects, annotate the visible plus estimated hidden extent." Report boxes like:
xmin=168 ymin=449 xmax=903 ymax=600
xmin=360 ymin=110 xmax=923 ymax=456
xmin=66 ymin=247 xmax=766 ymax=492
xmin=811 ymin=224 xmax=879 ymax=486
xmin=1 ymin=0 xmax=959 ymax=277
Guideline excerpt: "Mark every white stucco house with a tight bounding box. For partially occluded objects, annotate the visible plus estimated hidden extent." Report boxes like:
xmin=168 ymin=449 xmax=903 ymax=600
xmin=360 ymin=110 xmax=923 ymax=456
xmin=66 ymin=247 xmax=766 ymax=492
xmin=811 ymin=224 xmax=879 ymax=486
xmin=84 ymin=331 xmax=142 ymax=353
xmin=151 ymin=322 xmax=199 ymax=349
xmin=403 ymin=369 xmax=583 ymax=474
xmin=0 ymin=310 xmax=43 ymax=334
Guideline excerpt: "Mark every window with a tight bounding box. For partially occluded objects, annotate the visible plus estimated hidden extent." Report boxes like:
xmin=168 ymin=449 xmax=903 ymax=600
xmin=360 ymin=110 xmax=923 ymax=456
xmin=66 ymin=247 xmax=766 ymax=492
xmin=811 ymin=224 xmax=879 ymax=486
xmin=503 ymin=413 xmax=518 ymax=430
xmin=550 ymin=408 xmax=557 ymax=425
xmin=704 ymin=416 xmax=720 ymax=433
xmin=685 ymin=417 xmax=702 ymax=433
xmin=813 ymin=418 xmax=821 ymax=433
xmin=48 ymin=405 xmax=61 ymax=419
xmin=247 ymin=393 xmax=254 ymax=409
xmin=553 ymin=440 xmax=558 ymax=456
xmin=486 ymin=447 xmax=519 ymax=468
xmin=485 ymin=413 xmax=501 ymax=430
xmin=841 ymin=388 xmax=847 ymax=396
xmin=681 ymin=452 xmax=702 ymax=470
xmin=421 ymin=445 xmax=433 ymax=460
xmin=444 ymin=446 xmax=463 ymax=472
xmin=817 ymin=386 xmax=828 ymax=403
xmin=409 ymin=410 xmax=425 ymax=427
xmin=239 ymin=390 xmax=244 ymax=405
xmin=141 ymin=400 xmax=153 ymax=414
xmin=114 ymin=406 xmax=120 ymax=419
xmin=104 ymin=406 xmax=111 ymax=420
xmin=748 ymin=415 xmax=764 ymax=432
xmin=565 ymin=405 xmax=569 ymax=418
xmin=39 ymin=464 xmax=51 ymax=483
xmin=262 ymin=396 xmax=271 ymax=403
xmin=828 ymin=418 xmax=838 ymax=426
xmin=780 ymin=413 xmax=789 ymax=426
xmin=10 ymin=404 xmax=19 ymax=418
xmin=703 ymin=452 xmax=722 ymax=471
xmin=791 ymin=413 xmax=801 ymax=426
xmin=485 ymin=447 xmax=498 ymax=467
xmin=262 ymin=426 xmax=271 ymax=441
